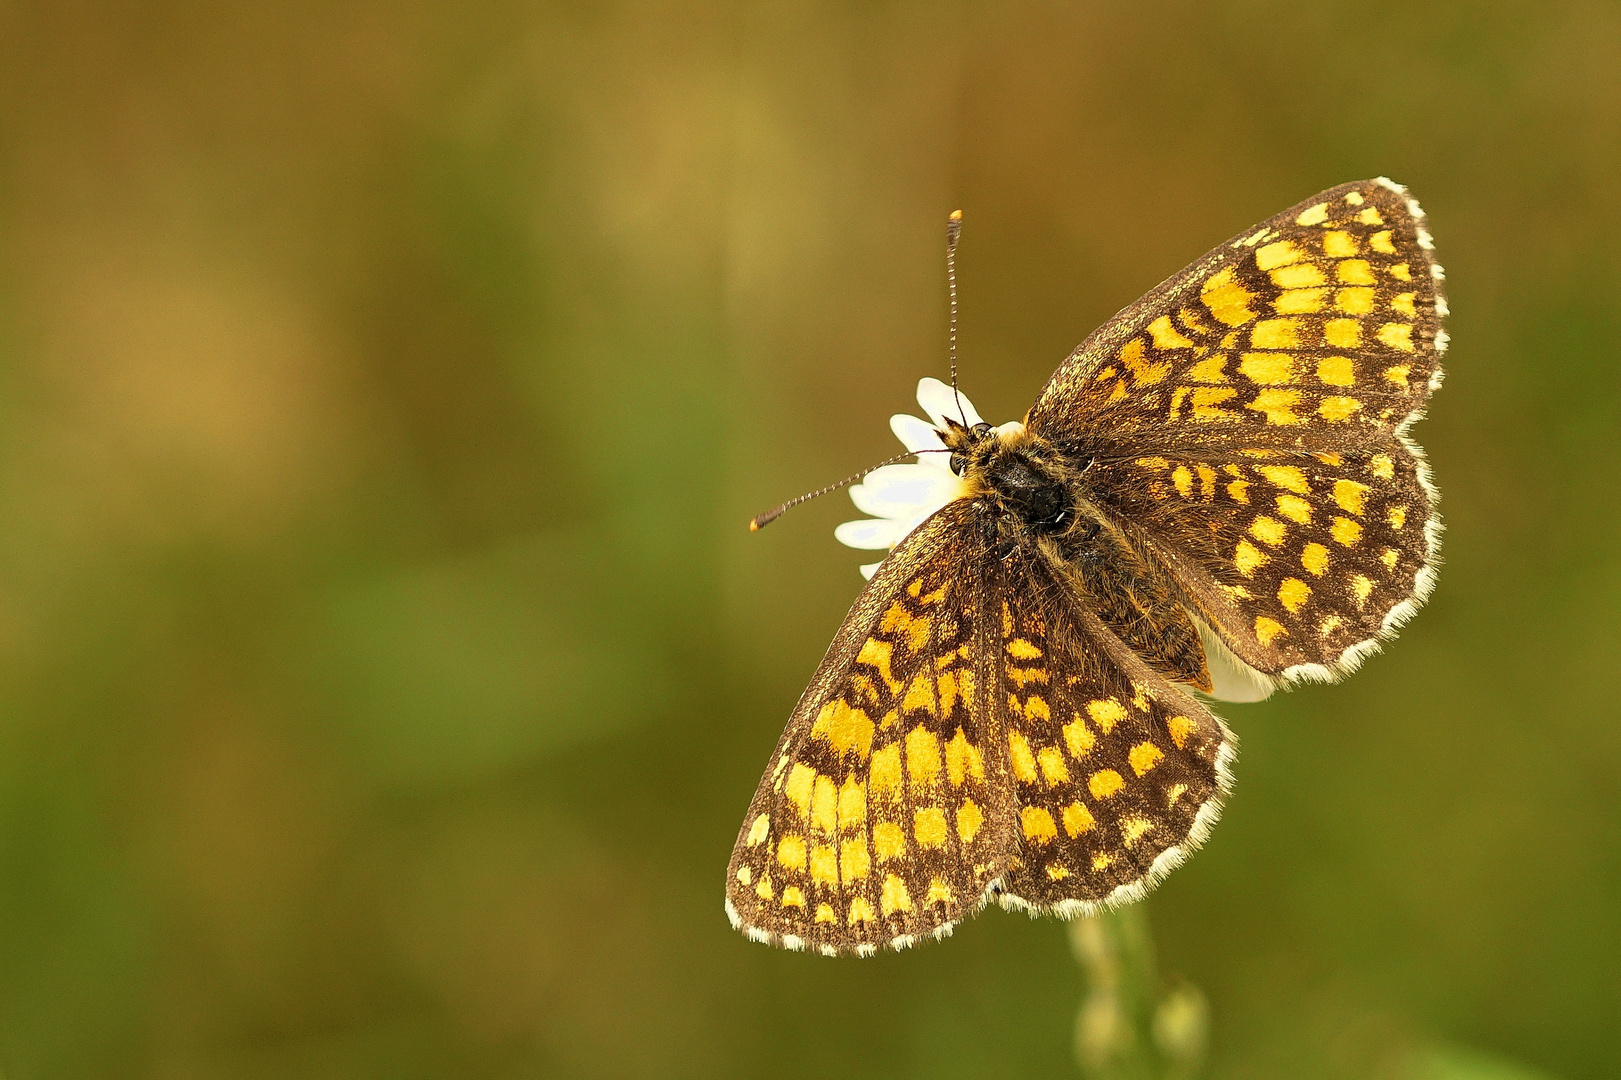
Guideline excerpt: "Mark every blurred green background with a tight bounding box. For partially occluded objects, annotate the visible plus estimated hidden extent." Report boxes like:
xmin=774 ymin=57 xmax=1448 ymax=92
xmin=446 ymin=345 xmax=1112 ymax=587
xmin=0 ymin=2 xmax=1616 ymax=1077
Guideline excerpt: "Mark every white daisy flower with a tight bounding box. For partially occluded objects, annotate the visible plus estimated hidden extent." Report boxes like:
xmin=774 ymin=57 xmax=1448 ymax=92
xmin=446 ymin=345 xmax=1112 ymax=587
xmin=835 ymin=377 xmax=1022 ymax=579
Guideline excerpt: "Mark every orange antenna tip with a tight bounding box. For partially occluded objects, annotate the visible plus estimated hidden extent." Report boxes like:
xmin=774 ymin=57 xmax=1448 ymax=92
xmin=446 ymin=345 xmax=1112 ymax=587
xmin=949 ymin=209 xmax=962 ymax=222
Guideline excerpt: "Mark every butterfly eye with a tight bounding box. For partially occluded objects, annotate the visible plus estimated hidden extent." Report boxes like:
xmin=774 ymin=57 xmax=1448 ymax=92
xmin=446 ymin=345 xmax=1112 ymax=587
xmin=971 ymin=422 xmax=992 ymax=438
xmin=949 ymin=452 xmax=968 ymax=476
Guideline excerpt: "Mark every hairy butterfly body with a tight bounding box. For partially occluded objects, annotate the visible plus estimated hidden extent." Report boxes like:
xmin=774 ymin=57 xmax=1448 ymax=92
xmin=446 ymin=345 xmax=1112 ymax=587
xmin=728 ymin=179 xmax=1446 ymax=956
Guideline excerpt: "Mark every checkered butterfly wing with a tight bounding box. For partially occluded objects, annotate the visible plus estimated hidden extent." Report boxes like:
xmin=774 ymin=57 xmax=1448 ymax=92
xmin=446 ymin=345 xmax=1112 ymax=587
xmin=991 ymin=545 xmax=1233 ymax=912
xmin=1028 ymin=178 xmax=1446 ymax=681
xmin=726 ymin=500 xmax=1016 ymax=956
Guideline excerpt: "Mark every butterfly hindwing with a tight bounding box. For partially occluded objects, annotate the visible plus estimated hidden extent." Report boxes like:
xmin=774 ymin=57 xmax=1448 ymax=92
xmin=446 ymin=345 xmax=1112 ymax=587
xmin=726 ymin=501 xmax=1016 ymax=956
xmin=1107 ymin=440 xmax=1438 ymax=679
xmin=991 ymin=549 xmax=1234 ymax=912
xmin=1027 ymin=178 xmax=1445 ymax=455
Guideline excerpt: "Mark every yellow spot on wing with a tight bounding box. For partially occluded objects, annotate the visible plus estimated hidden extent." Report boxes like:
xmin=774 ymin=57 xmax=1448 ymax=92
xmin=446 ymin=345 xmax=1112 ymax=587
xmin=810 ymin=843 xmax=838 ymax=884
xmin=1332 ymin=516 xmax=1364 ymax=546
xmin=1350 ymin=575 xmax=1375 ymax=605
xmin=1129 ymin=741 xmax=1164 ymax=776
xmin=1381 ymin=548 xmax=1400 ymax=569
xmin=1318 ymin=353 xmax=1356 ymax=383
xmin=1235 ymin=540 xmax=1267 ymax=576
xmin=1063 ymin=716 xmax=1095 ymax=758
xmin=1391 ymin=292 xmax=1417 ymax=316
xmin=1062 ymin=802 xmax=1095 ymax=836
xmin=880 ymin=874 xmax=912 ymax=915
xmin=1370 ymin=230 xmax=1398 ymax=253
xmin=1254 ymin=616 xmax=1286 ymax=645
xmin=815 ymin=903 xmax=837 ymax=924
xmin=1037 ymin=746 xmax=1070 ymax=786
xmin=1295 ymin=203 xmax=1329 ymax=226
xmin=1323 ymin=230 xmax=1359 ymax=257
xmin=1377 ymin=323 xmax=1415 ymax=351
xmin=812 ymin=699 xmax=875 ymax=759
xmin=856 ymin=638 xmax=901 ymax=693
xmin=1324 ymin=319 xmax=1362 ymax=349
xmin=944 ymin=728 xmax=983 ymax=786
xmin=840 ymin=839 xmax=869 ymax=883
xmin=1357 ymin=206 xmax=1383 ymax=224
xmin=1334 ymin=479 xmax=1369 ymax=515
xmin=1089 ymin=770 xmax=1125 ymax=799
xmin=781 ymin=886 xmax=805 ymax=908
xmin=1021 ymin=806 xmax=1058 ymax=844
xmin=1278 ymin=577 xmax=1312 ymax=613
xmin=1319 ymin=396 xmax=1362 ymax=421
xmin=1191 ymin=386 xmax=1239 ymax=420
xmin=1275 ymin=287 xmax=1327 ymax=314
xmin=1259 ymin=465 xmax=1310 ymax=493
xmin=1384 ymin=364 xmax=1412 ymax=387
xmin=1389 ymin=262 xmax=1412 ymax=281
xmin=1201 ymin=268 xmax=1257 ymax=326
xmin=1270 ymin=263 xmax=1325 ymax=289
xmin=756 ymin=873 xmax=773 ymax=900
xmin=1121 ymin=816 xmax=1154 ymax=846
xmin=1336 ymin=259 xmax=1376 ymax=285
xmin=848 ymin=896 xmax=876 ymax=924
xmin=747 ymin=813 xmax=770 ymax=846
xmin=1250 ymin=516 xmax=1287 ymax=546
xmin=785 ymin=763 xmax=816 ymax=817
xmin=1239 ymin=352 xmax=1296 ymax=384
xmin=957 ymin=799 xmax=984 ymax=843
xmin=1388 ymin=506 xmax=1408 ymax=529
xmin=1092 ymin=853 xmax=1113 ymax=871
xmin=914 ymin=807 xmax=948 ymax=848
xmin=1006 ymin=637 xmax=1042 ymax=659
xmin=838 ymin=778 xmax=867 ymax=830
xmin=1172 ymin=465 xmax=1194 ymax=496
xmin=736 ymin=865 xmax=752 ymax=885
xmin=811 ymin=774 xmax=838 ymax=835
xmin=1250 ymin=319 xmax=1301 ymax=350
xmin=925 ymin=877 xmax=953 ymax=905
xmin=1228 ymin=479 xmax=1252 ymax=504
xmin=778 ymin=835 xmax=807 ymax=871
xmin=1187 ymin=356 xmax=1228 ymax=382
xmin=1009 ymin=732 xmax=1038 ymax=782
xmin=1276 ymin=494 xmax=1312 ymax=524
xmin=873 ymin=821 xmax=906 ymax=860
xmin=870 ymin=745 xmax=903 ymax=802
xmin=1047 ymin=865 xmax=1070 ymax=881
xmin=1302 ymin=542 xmax=1330 ymax=575
xmin=905 ymin=725 xmax=941 ymax=790
xmin=1167 ymin=715 xmax=1197 ymax=749
xmin=1118 ymin=338 xmax=1170 ymax=386
xmin=1148 ymin=314 xmax=1195 ymax=349
xmin=1336 ymin=287 xmax=1376 ymax=313
xmin=1255 ymin=239 xmax=1304 ymax=270
xmin=1087 ymin=698 xmax=1127 ymax=732
xmin=1248 ymin=388 xmax=1303 ymax=424
xmin=1370 ymin=454 xmax=1395 ymax=479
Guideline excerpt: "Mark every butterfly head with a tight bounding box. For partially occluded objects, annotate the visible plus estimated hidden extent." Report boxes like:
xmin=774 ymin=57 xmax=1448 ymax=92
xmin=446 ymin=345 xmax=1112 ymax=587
xmin=944 ymin=419 xmax=1076 ymax=538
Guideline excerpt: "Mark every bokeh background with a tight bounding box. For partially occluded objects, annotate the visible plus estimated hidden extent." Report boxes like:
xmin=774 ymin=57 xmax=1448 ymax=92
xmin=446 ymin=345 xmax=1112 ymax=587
xmin=0 ymin=2 xmax=1617 ymax=1077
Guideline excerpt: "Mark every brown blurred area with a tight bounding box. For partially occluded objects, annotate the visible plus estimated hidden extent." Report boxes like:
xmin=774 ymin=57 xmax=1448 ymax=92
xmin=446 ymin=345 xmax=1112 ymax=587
xmin=0 ymin=2 xmax=1616 ymax=1077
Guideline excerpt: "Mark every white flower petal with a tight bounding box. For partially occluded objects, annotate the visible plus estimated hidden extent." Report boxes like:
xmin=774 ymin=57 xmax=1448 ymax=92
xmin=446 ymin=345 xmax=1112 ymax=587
xmin=834 ymin=517 xmax=906 ymax=550
xmin=917 ymin=377 xmax=984 ymax=430
xmin=890 ymin=413 xmax=948 ymax=458
xmin=850 ymin=463 xmax=963 ymax=519
xmin=859 ymin=561 xmax=882 ymax=580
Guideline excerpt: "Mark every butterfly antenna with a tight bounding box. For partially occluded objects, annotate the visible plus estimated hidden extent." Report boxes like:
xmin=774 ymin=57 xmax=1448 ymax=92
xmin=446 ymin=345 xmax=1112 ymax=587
xmin=946 ymin=209 xmax=967 ymax=426
xmin=748 ymin=449 xmax=951 ymax=531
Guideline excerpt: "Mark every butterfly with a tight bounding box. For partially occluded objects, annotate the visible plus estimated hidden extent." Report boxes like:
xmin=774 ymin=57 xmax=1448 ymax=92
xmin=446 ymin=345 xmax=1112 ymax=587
xmin=727 ymin=179 xmax=1447 ymax=956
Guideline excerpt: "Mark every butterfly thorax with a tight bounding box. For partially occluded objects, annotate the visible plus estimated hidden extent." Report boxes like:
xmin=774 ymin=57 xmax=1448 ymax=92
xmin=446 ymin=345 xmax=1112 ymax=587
xmin=946 ymin=420 xmax=1075 ymax=538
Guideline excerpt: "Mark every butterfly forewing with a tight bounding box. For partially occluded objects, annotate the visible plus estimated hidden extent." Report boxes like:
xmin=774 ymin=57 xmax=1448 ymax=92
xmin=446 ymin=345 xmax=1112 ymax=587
xmin=1028 ymin=178 xmax=1445 ymax=453
xmin=992 ymin=550 xmax=1233 ymax=912
xmin=726 ymin=501 xmax=1015 ymax=956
